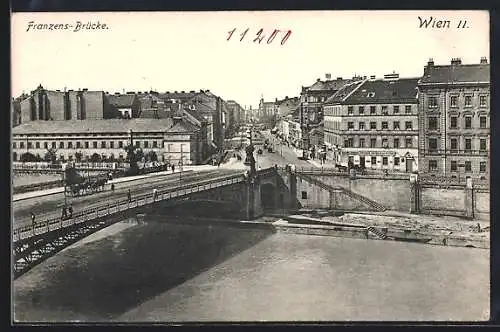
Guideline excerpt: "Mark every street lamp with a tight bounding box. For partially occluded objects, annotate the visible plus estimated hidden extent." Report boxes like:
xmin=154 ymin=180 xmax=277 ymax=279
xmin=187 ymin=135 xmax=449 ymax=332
xmin=61 ymin=162 xmax=68 ymax=207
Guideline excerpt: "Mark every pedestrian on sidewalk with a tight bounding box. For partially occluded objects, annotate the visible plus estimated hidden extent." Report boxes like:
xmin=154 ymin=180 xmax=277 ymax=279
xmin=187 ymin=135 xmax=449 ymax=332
xmin=31 ymin=212 xmax=36 ymax=227
xmin=128 ymin=189 xmax=132 ymax=202
xmin=68 ymin=205 xmax=73 ymax=219
xmin=172 ymin=164 xmax=175 ymax=173
xmin=153 ymin=188 xmax=158 ymax=201
xmin=111 ymin=183 xmax=115 ymax=192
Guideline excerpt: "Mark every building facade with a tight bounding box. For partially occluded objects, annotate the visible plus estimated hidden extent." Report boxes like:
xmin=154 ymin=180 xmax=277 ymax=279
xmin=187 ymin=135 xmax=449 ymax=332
xmin=12 ymin=119 xmax=203 ymax=165
xmin=324 ymin=74 xmax=420 ymax=172
xmin=418 ymin=57 xmax=490 ymax=179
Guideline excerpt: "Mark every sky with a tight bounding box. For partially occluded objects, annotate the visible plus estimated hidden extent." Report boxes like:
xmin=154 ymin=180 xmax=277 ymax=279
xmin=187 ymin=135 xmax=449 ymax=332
xmin=11 ymin=10 xmax=489 ymax=109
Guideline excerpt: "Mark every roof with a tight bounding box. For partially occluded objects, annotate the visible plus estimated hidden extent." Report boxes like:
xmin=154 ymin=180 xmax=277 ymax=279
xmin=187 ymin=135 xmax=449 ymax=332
xmin=166 ymin=120 xmax=199 ymax=133
xmin=184 ymin=108 xmax=208 ymax=123
xmin=419 ymin=64 xmax=490 ymax=85
xmin=343 ymin=78 xmax=419 ymax=104
xmin=138 ymin=109 xmax=171 ymax=119
xmin=12 ymin=119 xmax=175 ymax=135
xmin=107 ymin=94 xmax=137 ymax=108
xmin=325 ymin=80 xmax=365 ymax=104
xmin=306 ymin=78 xmax=353 ymax=92
xmin=159 ymin=92 xmax=197 ymax=101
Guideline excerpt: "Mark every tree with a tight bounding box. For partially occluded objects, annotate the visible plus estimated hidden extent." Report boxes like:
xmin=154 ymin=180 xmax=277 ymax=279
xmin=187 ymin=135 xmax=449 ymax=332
xmin=20 ymin=152 xmax=38 ymax=162
xmin=90 ymin=153 xmax=101 ymax=163
xmin=147 ymin=150 xmax=158 ymax=162
xmin=75 ymin=151 xmax=83 ymax=162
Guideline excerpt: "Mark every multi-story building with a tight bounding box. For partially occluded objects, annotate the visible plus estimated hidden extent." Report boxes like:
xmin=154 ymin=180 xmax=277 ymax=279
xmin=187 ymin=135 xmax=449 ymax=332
xmin=418 ymin=57 xmax=490 ymax=179
xmin=106 ymin=93 xmax=141 ymax=118
xmin=17 ymin=85 xmax=113 ymax=123
xmin=323 ymin=73 xmax=420 ymax=172
xmin=12 ymin=118 xmax=204 ymax=165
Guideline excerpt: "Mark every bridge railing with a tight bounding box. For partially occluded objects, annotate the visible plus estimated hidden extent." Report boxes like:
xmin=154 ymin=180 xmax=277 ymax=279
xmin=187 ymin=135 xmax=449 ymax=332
xmin=13 ymin=173 xmax=246 ymax=242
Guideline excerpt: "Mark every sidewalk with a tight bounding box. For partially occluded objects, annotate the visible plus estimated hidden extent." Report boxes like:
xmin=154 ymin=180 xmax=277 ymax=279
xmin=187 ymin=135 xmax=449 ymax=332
xmin=13 ymin=165 xmax=217 ymax=202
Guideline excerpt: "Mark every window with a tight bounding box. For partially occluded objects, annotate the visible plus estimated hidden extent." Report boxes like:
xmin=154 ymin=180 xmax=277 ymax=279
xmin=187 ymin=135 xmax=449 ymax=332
xmin=405 ymin=138 xmax=413 ymax=148
xmin=451 ymin=161 xmax=457 ymax=172
xmin=465 ymin=117 xmax=472 ymax=129
xmin=43 ymin=142 xmax=48 ymax=149
xmin=28 ymin=142 xmax=33 ymax=149
xmin=144 ymin=141 xmax=149 ymax=148
xmin=93 ymin=141 xmax=98 ymax=148
xmin=381 ymin=157 xmax=387 ymax=165
xmin=394 ymin=157 xmax=400 ymax=166
xmin=52 ymin=142 xmax=56 ymax=149
xmin=76 ymin=142 xmax=81 ymax=148
xmin=348 ymin=106 xmax=353 ymax=115
xmin=370 ymin=122 xmax=377 ymax=130
xmin=359 ymin=138 xmax=365 ymax=148
xmin=405 ymin=105 xmax=412 ymax=114
xmin=85 ymin=141 xmax=89 ymax=148
xmin=393 ymin=121 xmax=400 ymax=130
xmin=382 ymin=106 xmax=388 ymax=115
xmin=429 ymin=138 xmax=438 ymax=152
xmin=450 ymin=138 xmax=458 ymax=151
xmin=382 ymin=122 xmax=388 ymax=130
xmin=67 ymin=142 xmax=72 ymax=148
xmin=393 ymin=106 xmax=400 ymax=114
xmin=428 ymin=160 xmax=438 ymax=172
xmin=119 ymin=141 xmax=123 ymax=148
xmin=382 ymin=138 xmax=388 ymax=148
xmin=358 ymin=106 xmax=364 ymax=114
xmin=359 ymin=122 xmax=365 ymax=130
xmin=464 ymin=95 xmax=472 ymax=107
xmin=301 ymin=191 xmax=308 ymax=199
xmin=465 ymin=138 xmax=472 ymax=151
xmin=428 ymin=96 xmax=438 ymax=108
xmin=450 ymin=117 xmax=458 ymax=129
xmin=135 ymin=141 xmax=140 ymax=147
xmin=479 ymin=95 xmax=488 ymax=107
xmin=348 ymin=122 xmax=354 ymax=130
xmin=370 ymin=138 xmax=377 ymax=148
xmin=371 ymin=156 xmax=377 ymax=165
xmin=12 ymin=142 xmax=16 ymax=149
xmin=480 ymin=139 xmax=486 ymax=151
xmin=450 ymin=96 xmax=458 ymax=107
xmin=153 ymin=141 xmax=158 ymax=148
xmin=20 ymin=142 xmax=25 ymax=149
xmin=480 ymin=162 xmax=487 ymax=173
xmin=393 ymin=138 xmax=400 ymax=148
xmin=59 ymin=142 xmax=64 ymax=149
xmin=344 ymin=137 xmax=353 ymax=148
xmin=465 ymin=161 xmax=472 ymax=172
xmin=428 ymin=117 xmax=438 ymax=130
xmin=35 ymin=142 xmax=40 ymax=148
xmin=101 ymin=141 xmax=106 ymax=148
xmin=110 ymin=141 xmax=114 ymax=148
xmin=480 ymin=116 xmax=487 ymax=128
xmin=370 ymin=106 xmax=376 ymax=114
xmin=405 ymin=121 xmax=412 ymax=130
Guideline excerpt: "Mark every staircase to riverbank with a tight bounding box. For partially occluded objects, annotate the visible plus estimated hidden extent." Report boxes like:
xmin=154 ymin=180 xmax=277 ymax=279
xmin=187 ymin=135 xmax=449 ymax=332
xmin=297 ymin=173 xmax=387 ymax=212
xmin=367 ymin=226 xmax=389 ymax=239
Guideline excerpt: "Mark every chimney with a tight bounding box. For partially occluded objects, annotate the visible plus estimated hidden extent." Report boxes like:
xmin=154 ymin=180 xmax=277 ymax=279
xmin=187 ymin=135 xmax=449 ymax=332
xmin=370 ymin=75 xmax=376 ymax=80
xmin=451 ymin=58 xmax=462 ymax=65
xmin=325 ymin=73 xmax=331 ymax=80
xmin=200 ymin=89 xmax=204 ymax=93
xmin=427 ymin=58 xmax=434 ymax=67
xmin=206 ymin=90 xmax=210 ymax=92
xmin=181 ymin=91 xmax=185 ymax=93
xmin=190 ymin=90 xmax=195 ymax=93
xmin=56 ymin=90 xmax=60 ymax=92
xmin=480 ymin=57 xmax=488 ymax=64
xmin=316 ymin=78 xmax=321 ymax=82
xmin=336 ymin=77 xmax=343 ymax=80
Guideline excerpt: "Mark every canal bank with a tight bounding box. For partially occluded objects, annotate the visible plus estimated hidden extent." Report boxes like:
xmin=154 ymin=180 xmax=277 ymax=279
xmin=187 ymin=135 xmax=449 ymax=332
xmin=13 ymin=214 xmax=489 ymax=322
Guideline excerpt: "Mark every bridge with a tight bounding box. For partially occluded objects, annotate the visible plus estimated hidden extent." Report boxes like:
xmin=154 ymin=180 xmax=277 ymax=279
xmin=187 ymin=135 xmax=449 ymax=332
xmin=12 ymin=167 xmax=291 ymax=278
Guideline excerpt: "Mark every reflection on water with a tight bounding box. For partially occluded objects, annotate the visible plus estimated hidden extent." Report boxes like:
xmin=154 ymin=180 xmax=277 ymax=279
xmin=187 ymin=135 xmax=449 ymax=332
xmin=14 ymin=216 xmax=489 ymax=322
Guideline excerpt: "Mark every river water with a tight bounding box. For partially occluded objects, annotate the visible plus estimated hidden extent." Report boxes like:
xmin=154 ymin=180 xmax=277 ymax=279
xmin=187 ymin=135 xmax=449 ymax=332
xmin=13 ymin=216 xmax=489 ymax=322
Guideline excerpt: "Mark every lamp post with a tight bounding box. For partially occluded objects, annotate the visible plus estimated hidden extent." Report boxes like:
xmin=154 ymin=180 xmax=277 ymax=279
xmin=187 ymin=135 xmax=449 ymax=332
xmin=179 ymin=143 xmax=183 ymax=182
xmin=61 ymin=163 xmax=68 ymax=207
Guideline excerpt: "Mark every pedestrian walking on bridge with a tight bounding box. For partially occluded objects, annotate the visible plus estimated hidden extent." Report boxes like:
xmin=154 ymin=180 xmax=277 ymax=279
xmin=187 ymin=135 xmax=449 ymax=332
xmin=31 ymin=212 xmax=36 ymax=227
xmin=61 ymin=206 xmax=67 ymax=220
xmin=153 ymin=188 xmax=158 ymax=201
xmin=128 ymin=189 xmax=132 ymax=203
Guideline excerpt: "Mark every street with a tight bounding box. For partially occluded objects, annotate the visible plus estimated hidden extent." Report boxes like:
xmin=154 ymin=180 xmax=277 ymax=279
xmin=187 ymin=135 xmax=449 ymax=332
xmin=13 ymin=168 xmax=242 ymax=229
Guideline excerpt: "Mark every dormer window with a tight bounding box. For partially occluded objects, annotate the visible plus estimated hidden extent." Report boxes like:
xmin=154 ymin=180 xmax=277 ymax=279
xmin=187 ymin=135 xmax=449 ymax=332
xmin=367 ymin=92 xmax=375 ymax=97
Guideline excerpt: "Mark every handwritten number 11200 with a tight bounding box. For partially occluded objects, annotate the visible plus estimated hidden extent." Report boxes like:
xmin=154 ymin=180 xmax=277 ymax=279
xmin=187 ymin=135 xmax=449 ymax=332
xmin=227 ymin=28 xmax=292 ymax=45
